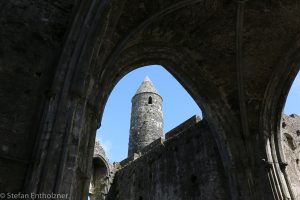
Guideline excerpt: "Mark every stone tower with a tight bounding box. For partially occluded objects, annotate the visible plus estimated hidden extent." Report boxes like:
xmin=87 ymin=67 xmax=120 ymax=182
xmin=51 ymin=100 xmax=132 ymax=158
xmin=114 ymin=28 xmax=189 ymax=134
xmin=128 ymin=76 xmax=164 ymax=156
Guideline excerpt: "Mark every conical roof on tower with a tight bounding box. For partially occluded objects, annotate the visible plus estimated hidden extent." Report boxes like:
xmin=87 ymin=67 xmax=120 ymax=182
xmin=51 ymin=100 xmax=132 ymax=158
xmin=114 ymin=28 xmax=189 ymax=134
xmin=134 ymin=76 xmax=160 ymax=96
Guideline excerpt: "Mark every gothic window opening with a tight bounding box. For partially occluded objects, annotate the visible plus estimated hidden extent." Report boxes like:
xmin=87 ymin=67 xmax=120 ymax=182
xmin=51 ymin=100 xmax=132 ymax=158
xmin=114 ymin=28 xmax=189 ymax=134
xmin=148 ymin=96 xmax=152 ymax=104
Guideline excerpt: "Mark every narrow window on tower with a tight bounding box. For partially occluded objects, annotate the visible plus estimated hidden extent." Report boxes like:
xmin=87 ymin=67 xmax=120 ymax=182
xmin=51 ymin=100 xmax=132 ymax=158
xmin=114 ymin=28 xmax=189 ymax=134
xmin=148 ymin=96 xmax=152 ymax=104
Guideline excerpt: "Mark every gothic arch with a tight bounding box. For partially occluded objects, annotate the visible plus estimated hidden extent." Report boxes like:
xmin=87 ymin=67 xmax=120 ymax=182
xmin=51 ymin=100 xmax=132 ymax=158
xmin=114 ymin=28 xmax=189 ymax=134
xmin=87 ymin=42 xmax=245 ymax=199
xmin=22 ymin=1 xmax=300 ymax=200
xmin=89 ymin=155 xmax=110 ymax=199
xmin=260 ymin=39 xmax=300 ymax=199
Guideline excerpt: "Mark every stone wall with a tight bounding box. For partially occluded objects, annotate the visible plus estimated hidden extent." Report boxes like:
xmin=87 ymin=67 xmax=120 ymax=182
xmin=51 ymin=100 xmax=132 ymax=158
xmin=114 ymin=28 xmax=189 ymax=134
xmin=281 ymin=114 xmax=300 ymax=199
xmin=0 ymin=0 xmax=75 ymax=192
xmin=106 ymin=118 xmax=230 ymax=200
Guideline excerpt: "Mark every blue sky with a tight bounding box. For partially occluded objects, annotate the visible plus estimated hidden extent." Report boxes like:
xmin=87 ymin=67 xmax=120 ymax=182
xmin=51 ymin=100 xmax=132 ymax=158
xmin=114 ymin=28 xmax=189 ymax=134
xmin=96 ymin=65 xmax=299 ymax=162
xmin=285 ymin=72 xmax=300 ymax=115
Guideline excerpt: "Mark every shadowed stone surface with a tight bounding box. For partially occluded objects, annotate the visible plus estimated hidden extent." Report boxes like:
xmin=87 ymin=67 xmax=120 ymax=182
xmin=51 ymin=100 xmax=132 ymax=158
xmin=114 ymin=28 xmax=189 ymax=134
xmin=0 ymin=0 xmax=74 ymax=193
xmin=107 ymin=119 xmax=229 ymax=200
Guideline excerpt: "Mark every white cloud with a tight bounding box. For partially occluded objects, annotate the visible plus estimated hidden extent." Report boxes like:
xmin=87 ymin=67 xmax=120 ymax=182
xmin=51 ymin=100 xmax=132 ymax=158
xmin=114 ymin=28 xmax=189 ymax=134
xmin=97 ymin=135 xmax=112 ymax=158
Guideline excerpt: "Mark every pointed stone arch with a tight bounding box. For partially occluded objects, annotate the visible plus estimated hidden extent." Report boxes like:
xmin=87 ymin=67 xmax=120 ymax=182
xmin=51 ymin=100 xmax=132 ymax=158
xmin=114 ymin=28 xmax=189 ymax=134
xmin=22 ymin=1 xmax=300 ymax=200
xmin=260 ymin=40 xmax=300 ymax=199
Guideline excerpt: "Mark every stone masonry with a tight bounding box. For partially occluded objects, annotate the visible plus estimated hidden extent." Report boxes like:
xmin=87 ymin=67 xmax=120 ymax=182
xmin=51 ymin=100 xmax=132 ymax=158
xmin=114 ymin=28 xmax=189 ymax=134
xmin=281 ymin=114 xmax=300 ymax=199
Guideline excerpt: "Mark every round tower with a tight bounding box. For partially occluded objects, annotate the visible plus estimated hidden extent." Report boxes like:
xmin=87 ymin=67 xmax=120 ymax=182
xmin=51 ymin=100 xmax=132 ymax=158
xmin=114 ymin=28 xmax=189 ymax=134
xmin=128 ymin=76 xmax=164 ymax=156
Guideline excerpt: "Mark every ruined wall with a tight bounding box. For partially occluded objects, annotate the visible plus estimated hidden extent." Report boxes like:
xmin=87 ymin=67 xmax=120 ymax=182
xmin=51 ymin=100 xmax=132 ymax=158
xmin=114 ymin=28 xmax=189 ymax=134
xmin=89 ymin=141 xmax=113 ymax=200
xmin=107 ymin=117 xmax=230 ymax=200
xmin=281 ymin=114 xmax=300 ymax=199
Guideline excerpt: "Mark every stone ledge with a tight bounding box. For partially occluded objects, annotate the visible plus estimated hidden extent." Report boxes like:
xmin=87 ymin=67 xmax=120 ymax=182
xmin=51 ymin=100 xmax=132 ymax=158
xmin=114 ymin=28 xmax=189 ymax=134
xmin=120 ymin=137 xmax=165 ymax=168
xmin=165 ymin=115 xmax=201 ymax=140
xmin=119 ymin=153 xmax=140 ymax=167
xmin=140 ymin=137 xmax=165 ymax=155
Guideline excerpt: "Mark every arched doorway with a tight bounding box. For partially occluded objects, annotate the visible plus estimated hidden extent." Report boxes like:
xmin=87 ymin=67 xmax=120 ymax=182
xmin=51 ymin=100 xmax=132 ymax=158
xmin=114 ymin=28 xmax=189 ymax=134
xmin=89 ymin=141 xmax=111 ymax=200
